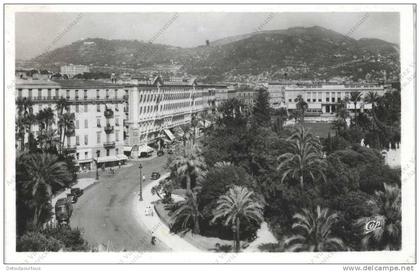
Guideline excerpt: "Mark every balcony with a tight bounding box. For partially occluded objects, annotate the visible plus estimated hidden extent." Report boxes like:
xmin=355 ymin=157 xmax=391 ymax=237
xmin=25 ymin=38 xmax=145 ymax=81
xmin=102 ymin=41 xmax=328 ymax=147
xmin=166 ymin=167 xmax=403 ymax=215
xmin=17 ymin=95 xmax=124 ymax=104
xmin=63 ymin=146 xmax=77 ymax=153
xmin=104 ymin=108 xmax=114 ymax=119
xmin=104 ymin=124 xmax=114 ymax=134
xmin=103 ymin=141 xmax=116 ymax=148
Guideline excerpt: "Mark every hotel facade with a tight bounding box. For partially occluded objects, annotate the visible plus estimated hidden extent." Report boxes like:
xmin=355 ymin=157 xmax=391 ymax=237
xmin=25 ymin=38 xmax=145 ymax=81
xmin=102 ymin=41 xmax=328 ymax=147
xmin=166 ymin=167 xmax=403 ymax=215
xmin=15 ymin=77 xmax=221 ymax=170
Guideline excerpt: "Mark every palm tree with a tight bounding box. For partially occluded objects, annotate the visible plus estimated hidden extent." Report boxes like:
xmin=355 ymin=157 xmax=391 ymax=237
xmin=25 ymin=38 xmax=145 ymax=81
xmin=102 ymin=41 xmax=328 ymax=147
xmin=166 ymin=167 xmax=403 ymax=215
xmin=36 ymin=107 xmax=55 ymax=132
xmin=170 ymin=191 xmax=202 ymax=234
xmin=212 ymin=186 xmax=264 ymax=252
xmin=16 ymin=99 xmax=35 ymax=151
xmin=273 ymin=108 xmax=288 ymax=133
xmin=356 ymin=183 xmax=401 ymax=250
xmin=20 ymin=153 xmax=73 ymax=226
xmin=169 ymin=146 xmax=206 ymax=193
xmin=38 ymin=128 xmax=60 ymax=152
xmin=58 ymin=112 xmax=75 ymax=151
xmin=364 ymin=91 xmax=380 ymax=110
xmin=179 ymin=124 xmax=193 ymax=149
xmin=333 ymin=99 xmax=350 ymax=133
xmin=295 ymin=95 xmax=308 ymax=124
xmin=277 ymin=126 xmax=327 ymax=189
xmin=349 ymin=91 xmax=362 ymax=126
xmin=55 ymin=97 xmax=69 ymax=117
xmin=55 ymin=98 xmax=69 ymax=152
xmin=191 ymin=113 xmax=199 ymax=145
xmin=283 ymin=206 xmax=346 ymax=252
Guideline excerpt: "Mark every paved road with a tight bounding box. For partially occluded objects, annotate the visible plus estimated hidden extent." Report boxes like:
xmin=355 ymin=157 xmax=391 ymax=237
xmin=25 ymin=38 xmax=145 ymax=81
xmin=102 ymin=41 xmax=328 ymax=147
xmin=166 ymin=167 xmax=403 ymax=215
xmin=70 ymin=155 xmax=171 ymax=251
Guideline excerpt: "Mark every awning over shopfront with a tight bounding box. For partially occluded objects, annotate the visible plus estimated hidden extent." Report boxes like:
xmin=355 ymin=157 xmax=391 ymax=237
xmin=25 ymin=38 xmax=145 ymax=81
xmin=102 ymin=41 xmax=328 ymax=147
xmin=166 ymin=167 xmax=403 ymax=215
xmin=138 ymin=145 xmax=154 ymax=153
xmin=163 ymin=129 xmax=176 ymax=141
xmin=95 ymin=156 xmax=120 ymax=164
xmin=78 ymin=158 xmax=93 ymax=164
xmin=123 ymin=146 xmax=133 ymax=152
xmin=116 ymin=154 xmax=128 ymax=161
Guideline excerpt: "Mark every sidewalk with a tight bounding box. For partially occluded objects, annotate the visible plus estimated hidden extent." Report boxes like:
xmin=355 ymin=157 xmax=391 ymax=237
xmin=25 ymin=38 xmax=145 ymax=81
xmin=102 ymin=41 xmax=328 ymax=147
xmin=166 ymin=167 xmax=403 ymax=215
xmin=131 ymin=173 xmax=201 ymax=252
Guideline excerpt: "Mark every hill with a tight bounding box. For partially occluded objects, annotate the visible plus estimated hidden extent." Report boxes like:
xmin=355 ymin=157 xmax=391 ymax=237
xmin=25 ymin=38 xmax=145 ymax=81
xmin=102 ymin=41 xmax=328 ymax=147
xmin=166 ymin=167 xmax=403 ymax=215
xmin=30 ymin=26 xmax=400 ymax=82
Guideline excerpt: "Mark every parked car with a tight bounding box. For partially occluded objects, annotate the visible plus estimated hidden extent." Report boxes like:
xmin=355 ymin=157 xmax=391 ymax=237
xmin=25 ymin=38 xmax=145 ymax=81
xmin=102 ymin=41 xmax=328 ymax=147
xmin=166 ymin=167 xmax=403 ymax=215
xmin=151 ymin=172 xmax=161 ymax=180
xmin=71 ymin=187 xmax=84 ymax=198
xmin=157 ymin=150 xmax=164 ymax=157
xmin=67 ymin=193 xmax=78 ymax=204
xmin=55 ymin=197 xmax=73 ymax=224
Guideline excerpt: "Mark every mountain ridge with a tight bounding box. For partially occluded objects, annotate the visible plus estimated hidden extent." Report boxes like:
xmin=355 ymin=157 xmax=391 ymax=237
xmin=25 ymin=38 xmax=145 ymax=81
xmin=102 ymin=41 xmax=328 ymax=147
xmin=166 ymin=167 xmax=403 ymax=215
xmin=29 ymin=26 xmax=400 ymax=82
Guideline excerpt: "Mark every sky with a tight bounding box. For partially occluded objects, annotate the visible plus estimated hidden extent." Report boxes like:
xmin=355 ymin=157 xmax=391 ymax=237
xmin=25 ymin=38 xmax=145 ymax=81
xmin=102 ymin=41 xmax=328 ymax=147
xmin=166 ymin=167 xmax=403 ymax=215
xmin=15 ymin=12 xmax=400 ymax=60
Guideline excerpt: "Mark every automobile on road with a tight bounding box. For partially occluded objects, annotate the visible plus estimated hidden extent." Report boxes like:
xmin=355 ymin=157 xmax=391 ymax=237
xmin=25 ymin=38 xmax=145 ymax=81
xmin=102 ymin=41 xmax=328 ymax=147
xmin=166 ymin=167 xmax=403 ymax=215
xmin=151 ymin=172 xmax=161 ymax=180
xmin=55 ymin=197 xmax=73 ymax=224
xmin=71 ymin=187 xmax=84 ymax=198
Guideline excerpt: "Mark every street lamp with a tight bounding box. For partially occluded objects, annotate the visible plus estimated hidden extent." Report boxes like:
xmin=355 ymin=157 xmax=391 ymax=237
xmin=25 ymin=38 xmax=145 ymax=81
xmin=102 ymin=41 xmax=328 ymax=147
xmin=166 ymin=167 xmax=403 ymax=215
xmin=139 ymin=163 xmax=143 ymax=201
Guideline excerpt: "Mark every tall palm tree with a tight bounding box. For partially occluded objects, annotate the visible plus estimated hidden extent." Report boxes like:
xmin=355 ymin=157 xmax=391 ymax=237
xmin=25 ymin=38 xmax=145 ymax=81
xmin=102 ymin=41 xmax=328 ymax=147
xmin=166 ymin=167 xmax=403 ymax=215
xmin=295 ymin=95 xmax=308 ymax=124
xmin=356 ymin=183 xmax=401 ymax=250
xmin=16 ymin=116 xmax=26 ymax=151
xmin=36 ymin=108 xmax=56 ymax=150
xmin=170 ymin=191 xmax=202 ymax=234
xmin=212 ymin=186 xmax=264 ymax=252
xmin=38 ymin=128 xmax=60 ymax=152
xmin=349 ymin=91 xmax=362 ymax=126
xmin=273 ymin=108 xmax=288 ymax=133
xmin=16 ymin=99 xmax=35 ymax=151
xmin=20 ymin=153 xmax=73 ymax=226
xmin=191 ymin=113 xmax=199 ymax=145
xmin=277 ymin=126 xmax=327 ymax=189
xmin=57 ymin=112 xmax=75 ymax=151
xmin=333 ymin=99 xmax=350 ymax=133
xmin=283 ymin=206 xmax=346 ymax=252
xmin=169 ymin=146 xmax=206 ymax=193
xmin=55 ymin=98 xmax=69 ymax=152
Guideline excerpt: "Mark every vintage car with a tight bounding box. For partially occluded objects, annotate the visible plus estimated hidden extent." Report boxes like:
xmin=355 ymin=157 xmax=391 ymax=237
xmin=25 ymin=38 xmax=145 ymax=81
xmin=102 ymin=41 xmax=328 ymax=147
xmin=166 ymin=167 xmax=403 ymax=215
xmin=55 ymin=197 xmax=73 ymax=224
xmin=71 ymin=187 xmax=84 ymax=198
xmin=151 ymin=172 xmax=161 ymax=180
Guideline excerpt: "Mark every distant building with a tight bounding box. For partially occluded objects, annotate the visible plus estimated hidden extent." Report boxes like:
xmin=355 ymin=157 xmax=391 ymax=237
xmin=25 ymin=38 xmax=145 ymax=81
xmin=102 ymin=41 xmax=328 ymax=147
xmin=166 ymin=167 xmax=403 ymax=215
xmin=283 ymin=83 xmax=385 ymax=117
xmin=60 ymin=64 xmax=90 ymax=78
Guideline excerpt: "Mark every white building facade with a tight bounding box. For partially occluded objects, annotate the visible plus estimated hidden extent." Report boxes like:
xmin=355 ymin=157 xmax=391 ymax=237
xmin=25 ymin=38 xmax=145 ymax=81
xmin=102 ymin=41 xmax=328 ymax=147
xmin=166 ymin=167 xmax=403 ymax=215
xmin=16 ymin=77 xmax=222 ymax=166
xmin=283 ymin=83 xmax=385 ymax=117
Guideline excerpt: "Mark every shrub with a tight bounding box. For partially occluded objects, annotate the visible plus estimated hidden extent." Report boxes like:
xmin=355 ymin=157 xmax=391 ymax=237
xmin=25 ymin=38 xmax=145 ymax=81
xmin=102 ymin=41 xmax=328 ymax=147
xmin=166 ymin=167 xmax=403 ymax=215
xmin=17 ymin=231 xmax=64 ymax=252
xmin=42 ymin=226 xmax=89 ymax=251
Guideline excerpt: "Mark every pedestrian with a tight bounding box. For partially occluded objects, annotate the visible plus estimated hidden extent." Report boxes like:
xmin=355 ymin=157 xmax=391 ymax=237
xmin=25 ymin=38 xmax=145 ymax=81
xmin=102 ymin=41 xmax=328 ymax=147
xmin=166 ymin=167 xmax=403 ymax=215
xmin=151 ymin=236 xmax=156 ymax=245
xmin=118 ymin=161 xmax=122 ymax=169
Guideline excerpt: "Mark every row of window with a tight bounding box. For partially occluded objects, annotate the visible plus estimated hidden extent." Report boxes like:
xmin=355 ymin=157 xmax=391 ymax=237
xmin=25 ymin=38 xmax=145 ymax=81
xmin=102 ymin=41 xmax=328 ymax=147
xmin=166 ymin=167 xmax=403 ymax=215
xmin=76 ymin=148 xmax=120 ymax=160
xmin=288 ymin=97 xmax=343 ymax=103
xmin=17 ymin=88 xmax=128 ymax=100
xmin=75 ymin=118 xmax=120 ymax=129
xmin=74 ymin=131 xmax=121 ymax=146
xmin=138 ymin=101 xmax=197 ymax=114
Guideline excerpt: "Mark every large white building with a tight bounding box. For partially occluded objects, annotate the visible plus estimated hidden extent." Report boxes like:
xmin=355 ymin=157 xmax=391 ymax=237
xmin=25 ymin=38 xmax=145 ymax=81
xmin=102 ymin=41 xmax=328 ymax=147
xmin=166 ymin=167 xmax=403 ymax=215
xmin=15 ymin=76 xmax=222 ymax=168
xmin=266 ymin=82 xmax=385 ymax=118
xmin=283 ymin=83 xmax=385 ymax=116
xmin=16 ymin=79 xmax=129 ymax=170
xmin=60 ymin=65 xmax=90 ymax=78
xmin=125 ymin=77 xmax=220 ymax=156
